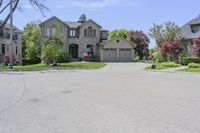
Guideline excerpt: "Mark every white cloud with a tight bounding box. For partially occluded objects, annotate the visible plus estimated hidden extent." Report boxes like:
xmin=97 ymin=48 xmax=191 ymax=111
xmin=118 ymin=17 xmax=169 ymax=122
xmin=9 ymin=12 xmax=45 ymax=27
xmin=54 ymin=0 xmax=138 ymax=10
xmin=20 ymin=5 xmax=33 ymax=9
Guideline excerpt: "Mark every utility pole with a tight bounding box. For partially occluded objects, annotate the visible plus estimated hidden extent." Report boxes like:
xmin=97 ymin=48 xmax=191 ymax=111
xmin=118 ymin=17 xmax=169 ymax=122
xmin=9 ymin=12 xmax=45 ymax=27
xmin=9 ymin=0 xmax=13 ymax=69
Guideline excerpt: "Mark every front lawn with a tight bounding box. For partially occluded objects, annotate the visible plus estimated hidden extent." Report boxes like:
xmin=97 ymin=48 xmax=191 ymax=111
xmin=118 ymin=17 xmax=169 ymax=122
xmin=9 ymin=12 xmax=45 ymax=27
xmin=145 ymin=62 xmax=181 ymax=70
xmin=0 ymin=62 xmax=107 ymax=71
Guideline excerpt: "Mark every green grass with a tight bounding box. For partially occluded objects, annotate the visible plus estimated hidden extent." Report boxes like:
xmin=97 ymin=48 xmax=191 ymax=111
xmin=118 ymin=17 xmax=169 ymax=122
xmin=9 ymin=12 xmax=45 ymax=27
xmin=178 ymin=68 xmax=200 ymax=73
xmin=0 ymin=62 xmax=107 ymax=71
xmin=146 ymin=62 xmax=181 ymax=70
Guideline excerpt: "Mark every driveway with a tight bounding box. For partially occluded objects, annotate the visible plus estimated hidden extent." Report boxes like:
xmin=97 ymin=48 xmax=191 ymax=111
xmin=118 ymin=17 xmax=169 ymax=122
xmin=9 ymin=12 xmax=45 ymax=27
xmin=0 ymin=63 xmax=200 ymax=133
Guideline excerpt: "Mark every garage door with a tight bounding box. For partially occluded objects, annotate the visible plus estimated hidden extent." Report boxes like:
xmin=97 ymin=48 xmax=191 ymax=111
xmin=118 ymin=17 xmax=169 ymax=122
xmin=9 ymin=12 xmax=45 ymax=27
xmin=103 ymin=49 xmax=117 ymax=62
xmin=119 ymin=48 xmax=132 ymax=62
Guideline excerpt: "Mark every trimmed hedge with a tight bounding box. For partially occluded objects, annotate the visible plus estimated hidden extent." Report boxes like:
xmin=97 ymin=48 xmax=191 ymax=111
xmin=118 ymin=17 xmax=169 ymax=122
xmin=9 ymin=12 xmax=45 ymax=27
xmin=22 ymin=58 xmax=41 ymax=66
xmin=188 ymin=63 xmax=200 ymax=68
xmin=179 ymin=57 xmax=200 ymax=66
xmin=160 ymin=62 xmax=180 ymax=68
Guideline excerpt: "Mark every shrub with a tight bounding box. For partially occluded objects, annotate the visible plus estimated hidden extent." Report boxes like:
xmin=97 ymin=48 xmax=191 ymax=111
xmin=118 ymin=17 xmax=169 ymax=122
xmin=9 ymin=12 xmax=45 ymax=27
xmin=188 ymin=63 xmax=200 ymax=68
xmin=160 ymin=62 xmax=180 ymax=68
xmin=179 ymin=57 xmax=200 ymax=66
xmin=58 ymin=52 xmax=72 ymax=63
xmin=153 ymin=52 xmax=164 ymax=62
xmin=22 ymin=58 xmax=41 ymax=65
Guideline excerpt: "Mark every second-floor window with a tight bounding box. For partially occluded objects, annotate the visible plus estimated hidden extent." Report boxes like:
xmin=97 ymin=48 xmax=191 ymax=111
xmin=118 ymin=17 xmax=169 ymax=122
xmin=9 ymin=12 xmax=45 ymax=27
xmin=191 ymin=25 xmax=200 ymax=33
xmin=70 ymin=29 xmax=76 ymax=37
xmin=0 ymin=30 xmax=3 ymax=37
xmin=84 ymin=26 xmax=96 ymax=37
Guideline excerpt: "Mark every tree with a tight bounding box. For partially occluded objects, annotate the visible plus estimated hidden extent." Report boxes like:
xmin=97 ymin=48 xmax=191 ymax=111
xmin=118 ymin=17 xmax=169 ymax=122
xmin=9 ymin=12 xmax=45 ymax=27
xmin=108 ymin=29 xmax=129 ymax=39
xmin=161 ymin=39 xmax=183 ymax=62
xmin=22 ymin=21 xmax=42 ymax=63
xmin=0 ymin=0 xmax=49 ymax=30
xmin=129 ymin=30 xmax=150 ymax=60
xmin=41 ymin=27 xmax=64 ymax=65
xmin=193 ymin=37 xmax=200 ymax=57
xmin=149 ymin=22 xmax=180 ymax=48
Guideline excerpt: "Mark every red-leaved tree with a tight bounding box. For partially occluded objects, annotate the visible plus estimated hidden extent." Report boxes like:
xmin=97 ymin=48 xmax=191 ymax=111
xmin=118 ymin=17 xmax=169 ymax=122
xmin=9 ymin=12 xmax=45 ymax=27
xmin=161 ymin=39 xmax=183 ymax=61
xmin=193 ymin=37 xmax=200 ymax=57
xmin=129 ymin=30 xmax=150 ymax=60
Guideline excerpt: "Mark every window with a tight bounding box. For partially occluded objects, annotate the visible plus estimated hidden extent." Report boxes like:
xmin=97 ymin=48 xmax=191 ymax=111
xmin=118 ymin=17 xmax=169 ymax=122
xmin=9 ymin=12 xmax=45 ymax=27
xmin=14 ymin=34 xmax=18 ymax=40
xmin=51 ymin=25 xmax=57 ymax=35
xmin=93 ymin=29 xmax=96 ymax=37
xmin=84 ymin=29 xmax=87 ymax=37
xmin=88 ymin=26 xmax=93 ymax=37
xmin=16 ymin=46 xmax=18 ymax=55
xmin=0 ymin=30 xmax=3 ymax=37
xmin=61 ymin=27 xmax=64 ymax=36
xmin=191 ymin=25 xmax=200 ymax=33
xmin=70 ymin=29 xmax=76 ymax=37
xmin=46 ymin=28 xmax=50 ymax=36
xmin=1 ymin=44 xmax=5 ymax=54
xmin=86 ymin=44 xmax=94 ymax=53
xmin=84 ymin=27 xmax=96 ymax=37
xmin=6 ymin=33 xmax=10 ymax=39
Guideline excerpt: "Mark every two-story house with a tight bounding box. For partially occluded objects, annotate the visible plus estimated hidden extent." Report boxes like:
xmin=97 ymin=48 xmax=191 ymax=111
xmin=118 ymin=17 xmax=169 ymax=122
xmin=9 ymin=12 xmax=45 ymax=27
xmin=0 ymin=20 xmax=23 ymax=65
xmin=178 ymin=16 xmax=200 ymax=56
xmin=39 ymin=15 xmax=135 ymax=62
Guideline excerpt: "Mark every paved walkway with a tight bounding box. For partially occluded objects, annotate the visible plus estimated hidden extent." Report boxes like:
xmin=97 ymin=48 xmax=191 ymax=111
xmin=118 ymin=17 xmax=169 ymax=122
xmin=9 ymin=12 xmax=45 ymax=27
xmin=0 ymin=63 xmax=200 ymax=133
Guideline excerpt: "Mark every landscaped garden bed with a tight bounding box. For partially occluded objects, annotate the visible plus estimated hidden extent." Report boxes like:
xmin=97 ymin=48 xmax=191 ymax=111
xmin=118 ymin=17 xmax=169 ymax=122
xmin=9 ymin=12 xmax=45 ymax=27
xmin=146 ymin=62 xmax=181 ymax=70
xmin=178 ymin=63 xmax=200 ymax=73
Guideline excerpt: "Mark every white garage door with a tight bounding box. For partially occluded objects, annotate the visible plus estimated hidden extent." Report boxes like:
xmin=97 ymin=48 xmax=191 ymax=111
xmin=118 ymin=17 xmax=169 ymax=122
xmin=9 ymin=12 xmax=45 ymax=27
xmin=103 ymin=49 xmax=117 ymax=62
xmin=119 ymin=48 xmax=132 ymax=62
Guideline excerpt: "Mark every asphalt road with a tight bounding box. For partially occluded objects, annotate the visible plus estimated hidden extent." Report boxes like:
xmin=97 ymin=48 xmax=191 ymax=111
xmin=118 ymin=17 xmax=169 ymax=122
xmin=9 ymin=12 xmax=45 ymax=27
xmin=0 ymin=63 xmax=200 ymax=133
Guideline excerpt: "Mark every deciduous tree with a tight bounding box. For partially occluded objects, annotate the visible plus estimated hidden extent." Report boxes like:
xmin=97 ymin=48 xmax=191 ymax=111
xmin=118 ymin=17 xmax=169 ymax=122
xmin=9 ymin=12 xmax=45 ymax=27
xmin=161 ymin=39 xmax=183 ymax=61
xmin=108 ymin=29 xmax=129 ymax=39
xmin=129 ymin=30 xmax=150 ymax=60
xmin=0 ymin=0 xmax=49 ymax=30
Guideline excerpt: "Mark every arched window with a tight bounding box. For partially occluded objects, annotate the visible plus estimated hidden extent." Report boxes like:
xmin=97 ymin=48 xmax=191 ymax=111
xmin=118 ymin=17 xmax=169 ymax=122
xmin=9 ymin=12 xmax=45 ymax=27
xmin=86 ymin=44 xmax=94 ymax=54
xmin=84 ymin=27 xmax=96 ymax=37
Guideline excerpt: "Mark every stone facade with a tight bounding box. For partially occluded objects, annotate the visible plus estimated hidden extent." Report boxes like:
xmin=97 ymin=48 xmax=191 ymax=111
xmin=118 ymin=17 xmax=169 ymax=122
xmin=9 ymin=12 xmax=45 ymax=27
xmin=39 ymin=15 xmax=109 ymax=60
xmin=178 ymin=16 xmax=200 ymax=56
xmin=0 ymin=22 xmax=23 ymax=65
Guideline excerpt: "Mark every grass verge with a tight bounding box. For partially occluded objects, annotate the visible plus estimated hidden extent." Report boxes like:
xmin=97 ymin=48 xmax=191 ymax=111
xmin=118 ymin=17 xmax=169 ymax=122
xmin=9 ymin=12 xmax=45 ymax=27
xmin=178 ymin=68 xmax=200 ymax=73
xmin=0 ymin=62 xmax=107 ymax=71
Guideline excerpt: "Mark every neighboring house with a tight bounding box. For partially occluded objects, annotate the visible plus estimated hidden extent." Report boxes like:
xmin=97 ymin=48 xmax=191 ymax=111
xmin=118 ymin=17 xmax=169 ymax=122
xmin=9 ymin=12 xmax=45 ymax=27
xmin=39 ymin=15 xmax=135 ymax=62
xmin=178 ymin=16 xmax=200 ymax=56
xmin=0 ymin=20 xmax=23 ymax=65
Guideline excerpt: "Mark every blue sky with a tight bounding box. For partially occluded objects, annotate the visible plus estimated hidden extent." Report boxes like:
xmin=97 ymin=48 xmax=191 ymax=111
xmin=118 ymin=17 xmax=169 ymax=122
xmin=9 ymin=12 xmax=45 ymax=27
xmin=2 ymin=0 xmax=200 ymax=47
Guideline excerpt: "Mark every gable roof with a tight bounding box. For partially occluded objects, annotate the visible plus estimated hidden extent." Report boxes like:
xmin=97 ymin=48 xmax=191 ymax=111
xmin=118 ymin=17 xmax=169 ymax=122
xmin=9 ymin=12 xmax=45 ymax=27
xmin=64 ymin=21 xmax=82 ymax=28
xmin=39 ymin=16 xmax=67 ymax=26
xmin=81 ymin=19 xmax=102 ymax=29
xmin=178 ymin=16 xmax=200 ymax=39
xmin=0 ymin=20 xmax=22 ymax=33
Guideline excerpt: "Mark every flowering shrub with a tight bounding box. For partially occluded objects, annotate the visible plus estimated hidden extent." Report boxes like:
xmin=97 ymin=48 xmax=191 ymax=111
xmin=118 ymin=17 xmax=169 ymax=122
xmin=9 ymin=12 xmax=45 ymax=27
xmin=161 ymin=40 xmax=183 ymax=62
xmin=193 ymin=37 xmax=200 ymax=57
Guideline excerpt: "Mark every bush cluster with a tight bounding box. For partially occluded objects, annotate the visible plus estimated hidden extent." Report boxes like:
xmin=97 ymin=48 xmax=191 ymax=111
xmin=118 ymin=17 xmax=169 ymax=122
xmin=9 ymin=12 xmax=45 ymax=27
xmin=179 ymin=57 xmax=200 ymax=66
xmin=160 ymin=62 xmax=180 ymax=68
xmin=188 ymin=63 xmax=200 ymax=68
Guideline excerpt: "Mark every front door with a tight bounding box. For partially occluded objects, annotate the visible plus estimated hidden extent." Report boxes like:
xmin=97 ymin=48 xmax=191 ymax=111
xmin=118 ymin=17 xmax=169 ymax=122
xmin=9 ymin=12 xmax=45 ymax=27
xmin=69 ymin=44 xmax=78 ymax=58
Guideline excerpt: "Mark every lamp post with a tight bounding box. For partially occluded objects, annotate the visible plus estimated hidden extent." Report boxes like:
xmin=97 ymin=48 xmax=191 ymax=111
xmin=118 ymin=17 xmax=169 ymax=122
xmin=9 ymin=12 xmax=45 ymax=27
xmin=9 ymin=0 xmax=13 ymax=69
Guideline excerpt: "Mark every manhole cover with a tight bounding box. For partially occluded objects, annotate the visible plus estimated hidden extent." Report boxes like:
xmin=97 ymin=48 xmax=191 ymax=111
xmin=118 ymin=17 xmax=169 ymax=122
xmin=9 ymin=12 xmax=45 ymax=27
xmin=62 ymin=90 xmax=72 ymax=94
xmin=28 ymin=98 xmax=40 ymax=103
